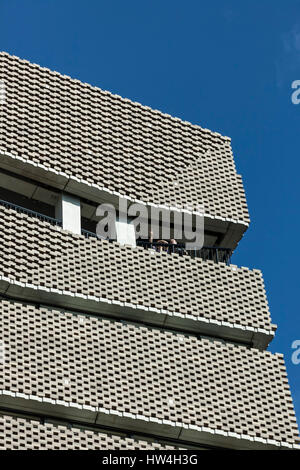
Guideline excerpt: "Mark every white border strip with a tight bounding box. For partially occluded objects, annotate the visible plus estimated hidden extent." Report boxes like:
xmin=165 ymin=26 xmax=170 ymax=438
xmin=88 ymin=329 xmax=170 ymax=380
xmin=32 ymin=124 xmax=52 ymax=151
xmin=0 ymin=275 xmax=275 ymax=348
xmin=0 ymin=390 xmax=297 ymax=450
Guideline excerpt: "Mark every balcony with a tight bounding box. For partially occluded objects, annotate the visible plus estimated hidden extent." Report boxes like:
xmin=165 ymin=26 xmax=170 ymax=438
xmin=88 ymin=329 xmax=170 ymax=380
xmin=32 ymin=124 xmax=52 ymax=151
xmin=0 ymin=201 xmax=275 ymax=347
xmin=135 ymin=240 xmax=232 ymax=265
xmin=82 ymin=231 xmax=233 ymax=265
xmin=0 ymin=196 xmax=232 ymax=265
xmin=0 ymin=299 xmax=297 ymax=449
xmin=0 ymin=52 xmax=249 ymax=250
xmin=0 ymin=197 xmax=62 ymax=226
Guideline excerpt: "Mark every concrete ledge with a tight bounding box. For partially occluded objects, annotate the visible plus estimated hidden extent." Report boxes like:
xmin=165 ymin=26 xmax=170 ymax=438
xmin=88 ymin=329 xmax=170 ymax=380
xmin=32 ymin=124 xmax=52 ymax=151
xmin=0 ymin=276 xmax=274 ymax=349
xmin=0 ymin=391 xmax=295 ymax=450
xmin=0 ymin=150 xmax=248 ymax=249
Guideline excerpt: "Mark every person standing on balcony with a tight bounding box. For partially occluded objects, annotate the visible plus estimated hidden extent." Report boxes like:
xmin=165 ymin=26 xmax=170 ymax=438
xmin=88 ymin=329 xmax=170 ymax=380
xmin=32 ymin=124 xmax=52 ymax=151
xmin=169 ymin=238 xmax=177 ymax=253
xmin=148 ymin=230 xmax=154 ymax=248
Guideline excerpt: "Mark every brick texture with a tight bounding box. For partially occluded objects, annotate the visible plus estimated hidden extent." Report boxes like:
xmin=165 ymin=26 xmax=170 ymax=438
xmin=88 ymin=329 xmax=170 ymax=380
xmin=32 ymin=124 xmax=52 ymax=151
xmin=0 ymin=204 xmax=272 ymax=331
xmin=0 ymin=299 xmax=298 ymax=445
xmin=0 ymin=414 xmax=179 ymax=450
xmin=0 ymin=51 xmax=249 ymax=223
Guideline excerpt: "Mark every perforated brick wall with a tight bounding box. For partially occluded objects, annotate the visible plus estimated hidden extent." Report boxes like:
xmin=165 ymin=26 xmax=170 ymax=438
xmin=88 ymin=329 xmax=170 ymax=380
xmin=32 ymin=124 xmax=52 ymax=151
xmin=0 ymin=414 xmax=179 ymax=450
xmin=0 ymin=204 xmax=272 ymax=331
xmin=0 ymin=299 xmax=298 ymax=445
xmin=0 ymin=52 xmax=249 ymax=223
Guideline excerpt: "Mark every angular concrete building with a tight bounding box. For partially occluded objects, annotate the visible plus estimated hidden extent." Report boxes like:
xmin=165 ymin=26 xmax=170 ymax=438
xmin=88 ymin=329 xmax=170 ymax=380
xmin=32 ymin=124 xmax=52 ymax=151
xmin=0 ymin=51 xmax=298 ymax=450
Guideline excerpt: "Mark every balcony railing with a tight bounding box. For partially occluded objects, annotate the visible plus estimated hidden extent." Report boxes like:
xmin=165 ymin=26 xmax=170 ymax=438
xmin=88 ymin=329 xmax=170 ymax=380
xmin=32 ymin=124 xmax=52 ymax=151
xmin=81 ymin=231 xmax=232 ymax=264
xmin=136 ymin=240 xmax=232 ymax=265
xmin=81 ymin=228 xmax=100 ymax=238
xmin=0 ymin=199 xmax=232 ymax=265
xmin=0 ymin=198 xmax=62 ymax=226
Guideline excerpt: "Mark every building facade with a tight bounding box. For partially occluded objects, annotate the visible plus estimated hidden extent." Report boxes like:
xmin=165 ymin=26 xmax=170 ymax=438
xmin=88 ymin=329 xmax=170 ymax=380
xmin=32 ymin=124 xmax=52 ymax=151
xmin=0 ymin=51 xmax=298 ymax=449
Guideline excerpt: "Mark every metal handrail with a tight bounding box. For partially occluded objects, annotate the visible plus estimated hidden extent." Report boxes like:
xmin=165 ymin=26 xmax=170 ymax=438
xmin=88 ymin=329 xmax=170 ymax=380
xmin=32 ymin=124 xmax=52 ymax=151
xmin=0 ymin=198 xmax=231 ymax=265
xmin=0 ymin=198 xmax=62 ymax=226
xmin=81 ymin=228 xmax=98 ymax=238
xmin=0 ymin=199 xmax=232 ymax=264
xmin=80 ymin=233 xmax=232 ymax=264
xmin=136 ymin=240 xmax=232 ymax=265
xmin=81 ymin=229 xmax=109 ymax=241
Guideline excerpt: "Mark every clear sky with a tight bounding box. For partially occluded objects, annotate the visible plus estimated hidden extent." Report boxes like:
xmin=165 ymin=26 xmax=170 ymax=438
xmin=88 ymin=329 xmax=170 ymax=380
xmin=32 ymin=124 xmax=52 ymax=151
xmin=0 ymin=0 xmax=299 ymax=428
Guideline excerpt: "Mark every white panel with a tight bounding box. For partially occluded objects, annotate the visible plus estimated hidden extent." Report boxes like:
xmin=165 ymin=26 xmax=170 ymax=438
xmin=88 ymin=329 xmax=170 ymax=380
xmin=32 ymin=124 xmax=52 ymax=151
xmin=115 ymin=219 xmax=136 ymax=247
xmin=56 ymin=193 xmax=81 ymax=235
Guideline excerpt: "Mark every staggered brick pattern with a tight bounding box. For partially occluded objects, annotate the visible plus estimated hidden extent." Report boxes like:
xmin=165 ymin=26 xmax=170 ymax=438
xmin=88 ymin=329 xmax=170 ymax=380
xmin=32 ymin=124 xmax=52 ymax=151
xmin=0 ymin=414 xmax=179 ymax=450
xmin=0 ymin=299 xmax=298 ymax=445
xmin=0 ymin=205 xmax=272 ymax=331
xmin=0 ymin=52 xmax=249 ymax=223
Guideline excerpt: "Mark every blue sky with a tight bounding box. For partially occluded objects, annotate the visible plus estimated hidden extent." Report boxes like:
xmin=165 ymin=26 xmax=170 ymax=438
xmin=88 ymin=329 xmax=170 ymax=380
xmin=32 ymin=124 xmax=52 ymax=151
xmin=0 ymin=0 xmax=299 ymax=428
